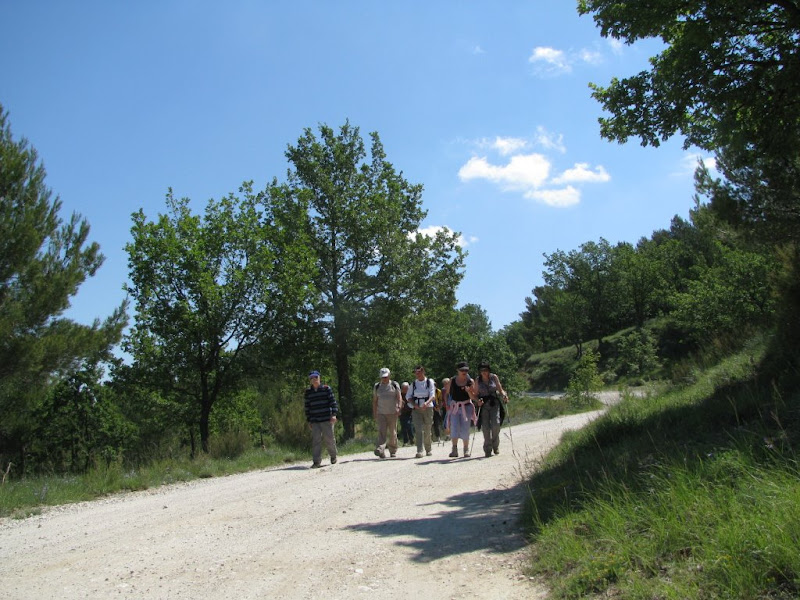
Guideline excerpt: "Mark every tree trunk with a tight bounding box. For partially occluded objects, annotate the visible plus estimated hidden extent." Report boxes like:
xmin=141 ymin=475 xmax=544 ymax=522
xmin=188 ymin=426 xmax=196 ymax=459
xmin=200 ymin=395 xmax=211 ymax=454
xmin=333 ymin=328 xmax=354 ymax=440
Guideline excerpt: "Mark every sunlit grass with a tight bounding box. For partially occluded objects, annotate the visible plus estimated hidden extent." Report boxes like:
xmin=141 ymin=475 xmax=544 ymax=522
xmin=525 ymin=335 xmax=800 ymax=598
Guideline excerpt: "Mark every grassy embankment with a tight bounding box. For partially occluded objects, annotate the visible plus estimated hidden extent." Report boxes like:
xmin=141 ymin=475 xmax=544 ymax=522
xmin=524 ymin=334 xmax=800 ymax=599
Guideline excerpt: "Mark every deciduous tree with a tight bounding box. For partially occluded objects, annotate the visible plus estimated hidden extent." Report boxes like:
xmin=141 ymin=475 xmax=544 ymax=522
xmin=124 ymin=183 xmax=315 ymax=454
xmin=283 ymin=122 xmax=464 ymax=438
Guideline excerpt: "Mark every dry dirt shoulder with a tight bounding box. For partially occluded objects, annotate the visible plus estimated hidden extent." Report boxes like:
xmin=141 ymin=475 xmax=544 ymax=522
xmin=0 ymin=411 xmax=604 ymax=600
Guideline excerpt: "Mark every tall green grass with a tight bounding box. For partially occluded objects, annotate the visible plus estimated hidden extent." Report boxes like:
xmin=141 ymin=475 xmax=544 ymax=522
xmin=525 ymin=335 xmax=800 ymax=598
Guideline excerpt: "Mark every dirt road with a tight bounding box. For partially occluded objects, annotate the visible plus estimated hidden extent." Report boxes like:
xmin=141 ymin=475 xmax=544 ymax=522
xmin=0 ymin=411 xmax=604 ymax=599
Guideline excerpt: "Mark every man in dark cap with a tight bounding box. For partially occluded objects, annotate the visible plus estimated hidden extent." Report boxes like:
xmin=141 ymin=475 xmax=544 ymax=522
xmin=304 ymin=370 xmax=338 ymax=468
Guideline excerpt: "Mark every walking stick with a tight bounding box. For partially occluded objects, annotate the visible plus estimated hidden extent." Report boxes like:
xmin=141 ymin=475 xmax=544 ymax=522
xmin=470 ymin=403 xmax=480 ymax=456
xmin=502 ymin=397 xmax=516 ymax=457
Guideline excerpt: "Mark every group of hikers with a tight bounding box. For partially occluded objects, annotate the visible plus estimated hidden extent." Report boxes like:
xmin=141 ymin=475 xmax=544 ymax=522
xmin=304 ymin=361 xmax=509 ymax=469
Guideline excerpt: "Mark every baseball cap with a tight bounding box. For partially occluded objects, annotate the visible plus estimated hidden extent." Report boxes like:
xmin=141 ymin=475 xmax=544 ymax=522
xmin=379 ymin=367 xmax=390 ymax=377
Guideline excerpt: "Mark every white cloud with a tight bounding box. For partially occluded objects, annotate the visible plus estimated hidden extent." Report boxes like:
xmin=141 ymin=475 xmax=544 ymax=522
xmin=674 ymin=152 xmax=718 ymax=177
xmin=491 ymin=136 xmax=528 ymax=156
xmin=457 ymin=135 xmax=611 ymax=207
xmin=476 ymin=136 xmax=529 ymax=155
xmin=529 ymin=45 xmax=606 ymax=77
xmin=472 ymin=45 xmax=485 ymax=55
xmin=526 ymin=186 xmax=581 ymax=208
xmin=607 ymin=38 xmax=625 ymax=55
xmin=535 ymin=126 xmax=566 ymax=153
xmin=552 ymin=163 xmax=611 ymax=185
xmin=458 ymin=154 xmax=551 ymax=190
xmin=528 ymin=46 xmax=571 ymax=75
xmin=578 ymin=48 xmax=603 ymax=65
xmin=416 ymin=225 xmax=476 ymax=248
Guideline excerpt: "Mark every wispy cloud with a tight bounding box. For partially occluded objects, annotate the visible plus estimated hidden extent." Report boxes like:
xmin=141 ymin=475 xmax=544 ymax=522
xmin=607 ymin=38 xmax=625 ymax=55
xmin=551 ymin=163 xmax=611 ymax=185
xmin=535 ymin=126 xmax=566 ymax=153
xmin=527 ymin=186 xmax=581 ymax=208
xmin=528 ymin=44 xmax=606 ymax=76
xmin=674 ymin=152 xmax=718 ymax=177
xmin=472 ymin=45 xmax=485 ymax=55
xmin=417 ymin=225 xmax=477 ymax=248
xmin=458 ymin=131 xmax=610 ymax=208
xmin=478 ymin=136 xmax=528 ymax=156
xmin=528 ymin=46 xmax=572 ymax=75
xmin=578 ymin=48 xmax=603 ymax=65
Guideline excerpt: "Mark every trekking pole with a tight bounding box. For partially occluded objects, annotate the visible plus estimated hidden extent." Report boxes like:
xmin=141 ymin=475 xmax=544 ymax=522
xmin=503 ymin=397 xmax=517 ymax=458
xmin=470 ymin=422 xmax=477 ymax=456
xmin=470 ymin=403 xmax=479 ymax=456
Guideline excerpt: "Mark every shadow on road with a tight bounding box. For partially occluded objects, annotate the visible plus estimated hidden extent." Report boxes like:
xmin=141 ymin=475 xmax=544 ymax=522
xmin=343 ymin=480 xmax=529 ymax=563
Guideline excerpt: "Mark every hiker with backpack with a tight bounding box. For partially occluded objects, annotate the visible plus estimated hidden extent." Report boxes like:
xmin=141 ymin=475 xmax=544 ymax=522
xmin=442 ymin=361 xmax=478 ymax=458
xmin=406 ymin=365 xmax=436 ymax=458
xmin=372 ymin=367 xmax=403 ymax=459
xmin=475 ymin=361 xmax=509 ymax=457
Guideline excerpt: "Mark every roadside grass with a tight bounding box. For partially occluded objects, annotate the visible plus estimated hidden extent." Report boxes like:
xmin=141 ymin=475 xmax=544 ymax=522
xmin=524 ymin=335 xmax=800 ymax=599
xmin=511 ymin=393 xmax=604 ymax=422
xmin=0 ymin=445 xmax=306 ymax=519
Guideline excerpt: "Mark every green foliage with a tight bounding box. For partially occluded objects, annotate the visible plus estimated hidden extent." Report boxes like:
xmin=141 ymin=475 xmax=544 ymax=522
xmin=580 ymin=0 xmax=800 ymax=248
xmin=612 ymin=328 xmax=661 ymax=381
xmin=26 ymin=364 xmax=135 ymax=473
xmin=671 ymin=242 xmax=776 ymax=342
xmin=767 ymin=244 xmax=800 ymax=383
xmin=526 ymin=344 xmax=584 ymax=391
xmin=208 ymin=430 xmax=252 ymax=460
xmin=566 ymin=349 xmax=603 ymax=407
xmin=210 ymin=387 xmax=262 ymax=439
xmin=0 ymin=105 xmax=127 ymax=471
xmin=123 ymin=182 xmax=315 ymax=454
xmin=523 ymin=335 xmax=800 ymax=598
xmin=578 ymin=1 xmax=800 ymax=156
xmin=270 ymin=399 xmax=312 ymax=450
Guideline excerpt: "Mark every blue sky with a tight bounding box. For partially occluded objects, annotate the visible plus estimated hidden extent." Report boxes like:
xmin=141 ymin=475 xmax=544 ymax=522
xmin=1 ymin=2 xmax=712 ymax=335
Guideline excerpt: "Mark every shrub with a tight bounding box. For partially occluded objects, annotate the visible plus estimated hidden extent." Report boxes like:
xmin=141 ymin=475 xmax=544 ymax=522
xmin=208 ymin=430 xmax=252 ymax=459
xmin=566 ymin=350 xmax=603 ymax=408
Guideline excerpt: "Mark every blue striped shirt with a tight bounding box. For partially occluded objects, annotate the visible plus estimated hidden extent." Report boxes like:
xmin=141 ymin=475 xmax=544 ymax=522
xmin=304 ymin=384 xmax=339 ymax=423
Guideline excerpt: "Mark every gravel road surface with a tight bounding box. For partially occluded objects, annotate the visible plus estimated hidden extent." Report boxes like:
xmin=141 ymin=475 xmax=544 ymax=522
xmin=0 ymin=410 xmax=604 ymax=600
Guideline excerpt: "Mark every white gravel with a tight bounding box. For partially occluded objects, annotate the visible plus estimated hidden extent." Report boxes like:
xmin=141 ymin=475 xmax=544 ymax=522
xmin=0 ymin=411 xmax=604 ymax=600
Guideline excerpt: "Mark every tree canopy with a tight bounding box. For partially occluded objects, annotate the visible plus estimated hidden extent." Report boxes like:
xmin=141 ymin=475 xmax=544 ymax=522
xmin=0 ymin=105 xmax=126 ymax=469
xmin=579 ymin=0 xmax=800 ymax=240
xmin=124 ymin=184 xmax=315 ymax=454
xmin=283 ymin=122 xmax=465 ymax=437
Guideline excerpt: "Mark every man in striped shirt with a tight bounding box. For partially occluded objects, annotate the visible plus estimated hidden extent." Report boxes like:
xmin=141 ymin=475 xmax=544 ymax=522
xmin=304 ymin=370 xmax=339 ymax=468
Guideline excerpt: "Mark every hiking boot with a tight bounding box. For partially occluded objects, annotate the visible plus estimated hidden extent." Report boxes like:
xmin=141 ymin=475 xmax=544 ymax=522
xmin=485 ymin=451 xmax=492 ymax=458
xmin=415 ymin=452 xmax=423 ymax=458
xmin=374 ymin=448 xmax=386 ymax=459
xmin=330 ymin=456 xmax=337 ymax=464
xmin=493 ymin=448 xmax=500 ymax=455
xmin=390 ymin=453 xmax=396 ymax=458
xmin=374 ymin=449 xmax=382 ymax=457
xmin=426 ymin=451 xmax=432 ymax=457
xmin=449 ymin=449 xmax=458 ymax=458
xmin=463 ymin=450 xmax=471 ymax=457
xmin=311 ymin=463 xmax=322 ymax=469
